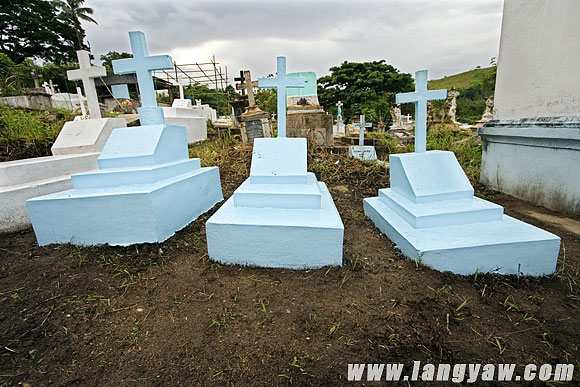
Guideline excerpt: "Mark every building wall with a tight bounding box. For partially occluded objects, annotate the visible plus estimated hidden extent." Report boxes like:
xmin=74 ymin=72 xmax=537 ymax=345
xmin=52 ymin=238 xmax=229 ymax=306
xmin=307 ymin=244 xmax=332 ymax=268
xmin=494 ymin=0 xmax=580 ymax=120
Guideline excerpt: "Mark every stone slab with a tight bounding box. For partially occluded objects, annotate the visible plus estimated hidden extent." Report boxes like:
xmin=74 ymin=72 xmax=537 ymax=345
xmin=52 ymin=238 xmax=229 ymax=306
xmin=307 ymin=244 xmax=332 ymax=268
xmin=378 ymin=188 xmax=503 ymax=228
xmin=0 ymin=153 xmax=99 ymax=187
xmin=249 ymin=138 xmax=308 ymax=184
xmin=390 ymin=151 xmax=473 ymax=203
xmin=164 ymin=116 xmax=207 ymax=144
xmin=364 ymin=196 xmax=560 ymax=276
xmin=234 ymin=172 xmax=322 ymax=209
xmin=27 ymin=166 xmax=222 ymax=246
xmin=206 ymin=181 xmax=343 ymax=268
xmin=0 ymin=175 xmax=73 ymax=233
xmin=51 ymin=118 xmax=126 ymax=155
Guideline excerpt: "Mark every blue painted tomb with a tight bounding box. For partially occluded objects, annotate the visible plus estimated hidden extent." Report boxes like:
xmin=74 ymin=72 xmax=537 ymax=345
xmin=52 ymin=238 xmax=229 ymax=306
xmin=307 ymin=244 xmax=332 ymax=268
xmin=26 ymin=31 xmax=223 ymax=246
xmin=364 ymin=70 xmax=560 ymax=275
xmin=206 ymin=56 xmax=344 ymax=268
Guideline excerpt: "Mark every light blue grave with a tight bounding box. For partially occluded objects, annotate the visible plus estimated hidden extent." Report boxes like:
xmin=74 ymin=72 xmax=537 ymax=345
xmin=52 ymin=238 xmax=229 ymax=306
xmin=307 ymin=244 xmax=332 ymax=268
xmin=206 ymin=56 xmax=344 ymax=268
xmin=363 ymin=69 xmax=560 ymax=276
xmin=111 ymin=84 xmax=130 ymax=99
xmin=348 ymin=114 xmax=376 ymax=161
xmin=26 ymin=31 xmax=223 ymax=246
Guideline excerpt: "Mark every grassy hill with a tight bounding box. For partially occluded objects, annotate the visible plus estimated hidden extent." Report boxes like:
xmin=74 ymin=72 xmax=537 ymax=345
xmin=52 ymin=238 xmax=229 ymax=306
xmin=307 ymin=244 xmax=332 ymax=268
xmin=428 ymin=66 xmax=496 ymax=91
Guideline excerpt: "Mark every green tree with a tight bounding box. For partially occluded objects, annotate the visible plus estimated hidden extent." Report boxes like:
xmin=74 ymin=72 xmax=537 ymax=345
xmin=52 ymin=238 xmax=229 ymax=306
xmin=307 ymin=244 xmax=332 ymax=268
xmin=0 ymin=0 xmax=77 ymax=64
xmin=53 ymin=0 xmax=97 ymax=50
xmin=318 ymin=60 xmax=414 ymax=123
xmin=99 ymin=51 xmax=132 ymax=75
xmin=255 ymin=88 xmax=277 ymax=114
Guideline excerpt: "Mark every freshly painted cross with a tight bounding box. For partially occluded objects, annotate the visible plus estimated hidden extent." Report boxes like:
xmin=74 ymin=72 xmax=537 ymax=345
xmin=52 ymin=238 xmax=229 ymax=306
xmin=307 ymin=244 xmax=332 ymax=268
xmin=67 ymin=50 xmax=106 ymax=119
xmin=258 ymin=56 xmax=305 ymax=137
xmin=353 ymin=114 xmax=372 ymax=146
xmin=112 ymin=31 xmax=173 ymax=108
xmin=396 ymin=70 xmax=446 ymax=153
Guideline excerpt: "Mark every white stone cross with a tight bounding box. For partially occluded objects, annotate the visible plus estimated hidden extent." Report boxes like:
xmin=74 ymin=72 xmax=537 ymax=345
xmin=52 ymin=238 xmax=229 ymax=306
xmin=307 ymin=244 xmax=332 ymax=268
xmin=75 ymin=86 xmax=87 ymax=118
xmin=396 ymin=70 xmax=446 ymax=153
xmin=353 ymin=114 xmax=372 ymax=146
xmin=67 ymin=50 xmax=106 ymax=119
xmin=177 ymin=77 xmax=189 ymax=100
xmin=258 ymin=56 xmax=305 ymax=138
xmin=112 ymin=31 xmax=173 ymax=108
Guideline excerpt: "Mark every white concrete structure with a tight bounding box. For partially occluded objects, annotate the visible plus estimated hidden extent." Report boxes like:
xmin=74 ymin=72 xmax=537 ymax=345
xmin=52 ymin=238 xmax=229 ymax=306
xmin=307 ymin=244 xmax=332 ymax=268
xmin=493 ymin=0 xmax=580 ymax=120
xmin=479 ymin=0 xmax=580 ymax=215
xmin=162 ymin=99 xmax=207 ymax=143
xmin=0 ymin=49 xmax=126 ymax=233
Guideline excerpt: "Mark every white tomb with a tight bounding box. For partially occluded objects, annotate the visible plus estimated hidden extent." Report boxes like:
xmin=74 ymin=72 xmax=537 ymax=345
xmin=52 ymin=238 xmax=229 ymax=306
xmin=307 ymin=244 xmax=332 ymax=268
xmin=0 ymin=50 xmax=126 ymax=233
xmin=161 ymin=79 xmax=207 ymax=143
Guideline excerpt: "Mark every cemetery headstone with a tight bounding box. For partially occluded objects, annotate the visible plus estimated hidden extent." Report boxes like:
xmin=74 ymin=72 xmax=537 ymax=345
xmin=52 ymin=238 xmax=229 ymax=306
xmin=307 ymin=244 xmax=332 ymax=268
xmin=237 ymin=70 xmax=273 ymax=143
xmin=26 ymin=30 xmax=223 ymax=246
xmin=479 ymin=0 xmax=579 ymax=215
xmin=284 ymin=71 xmax=334 ymax=146
xmin=364 ymin=69 xmax=560 ymax=276
xmin=206 ymin=56 xmax=344 ymax=268
xmin=348 ymin=114 xmax=376 ymax=161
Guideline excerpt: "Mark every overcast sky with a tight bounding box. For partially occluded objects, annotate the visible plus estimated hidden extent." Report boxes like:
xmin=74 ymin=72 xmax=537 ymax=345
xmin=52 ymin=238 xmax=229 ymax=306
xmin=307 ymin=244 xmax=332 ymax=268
xmin=84 ymin=0 xmax=504 ymax=85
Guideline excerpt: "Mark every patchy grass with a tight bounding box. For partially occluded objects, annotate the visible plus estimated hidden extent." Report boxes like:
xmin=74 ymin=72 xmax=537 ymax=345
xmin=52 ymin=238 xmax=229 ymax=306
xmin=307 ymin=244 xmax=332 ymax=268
xmin=428 ymin=66 xmax=496 ymax=91
xmin=0 ymin=104 xmax=75 ymax=161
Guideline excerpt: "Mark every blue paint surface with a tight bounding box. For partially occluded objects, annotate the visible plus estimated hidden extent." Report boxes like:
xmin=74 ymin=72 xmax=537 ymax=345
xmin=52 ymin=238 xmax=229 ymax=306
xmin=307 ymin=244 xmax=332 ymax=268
xmin=396 ymin=70 xmax=446 ymax=153
xmin=258 ymin=56 xmax=305 ymax=138
xmin=112 ymin=31 xmax=173 ymax=125
xmin=27 ymin=125 xmax=223 ymax=246
xmin=364 ymin=150 xmax=560 ymax=275
xmin=206 ymin=137 xmax=344 ymax=268
xmin=26 ymin=31 xmax=223 ymax=246
xmin=111 ymin=84 xmax=130 ymax=99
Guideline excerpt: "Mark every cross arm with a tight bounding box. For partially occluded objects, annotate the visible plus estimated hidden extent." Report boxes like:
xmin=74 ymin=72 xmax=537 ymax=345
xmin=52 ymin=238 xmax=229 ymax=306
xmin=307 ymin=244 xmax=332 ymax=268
xmin=285 ymin=77 xmax=306 ymax=88
xmin=258 ymin=77 xmax=277 ymax=88
xmin=396 ymin=91 xmax=419 ymax=104
xmin=112 ymin=58 xmax=136 ymax=75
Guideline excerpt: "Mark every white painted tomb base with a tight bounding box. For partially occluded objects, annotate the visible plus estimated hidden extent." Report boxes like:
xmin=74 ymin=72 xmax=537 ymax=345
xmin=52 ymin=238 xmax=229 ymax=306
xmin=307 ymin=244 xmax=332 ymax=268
xmin=163 ymin=100 xmax=207 ymax=144
xmin=364 ymin=150 xmax=560 ymax=276
xmin=0 ymin=118 xmax=126 ymax=233
xmin=479 ymin=117 xmax=580 ymax=215
xmin=27 ymin=124 xmax=223 ymax=246
xmin=206 ymin=138 xmax=344 ymax=268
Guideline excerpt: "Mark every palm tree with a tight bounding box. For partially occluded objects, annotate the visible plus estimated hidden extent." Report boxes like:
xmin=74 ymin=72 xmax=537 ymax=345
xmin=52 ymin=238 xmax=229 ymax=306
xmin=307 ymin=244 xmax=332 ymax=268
xmin=53 ymin=0 xmax=97 ymax=50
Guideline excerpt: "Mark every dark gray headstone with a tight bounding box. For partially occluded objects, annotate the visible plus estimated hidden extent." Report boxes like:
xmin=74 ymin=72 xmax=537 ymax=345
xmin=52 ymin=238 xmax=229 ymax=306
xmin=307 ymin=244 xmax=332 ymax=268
xmin=245 ymin=119 xmax=264 ymax=143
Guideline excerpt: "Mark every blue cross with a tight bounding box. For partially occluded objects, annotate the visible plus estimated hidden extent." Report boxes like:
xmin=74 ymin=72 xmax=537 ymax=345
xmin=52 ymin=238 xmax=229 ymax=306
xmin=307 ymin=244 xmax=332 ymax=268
xmin=396 ymin=70 xmax=446 ymax=153
xmin=258 ymin=56 xmax=305 ymax=138
xmin=112 ymin=31 xmax=173 ymax=108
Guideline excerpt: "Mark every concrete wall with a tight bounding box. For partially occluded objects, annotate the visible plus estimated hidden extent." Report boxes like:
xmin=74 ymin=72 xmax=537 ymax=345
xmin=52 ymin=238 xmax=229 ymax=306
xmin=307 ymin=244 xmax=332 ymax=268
xmin=494 ymin=0 xmax=580 ymax=120
xmin=0 ymin=95 xmax=52 ymax=110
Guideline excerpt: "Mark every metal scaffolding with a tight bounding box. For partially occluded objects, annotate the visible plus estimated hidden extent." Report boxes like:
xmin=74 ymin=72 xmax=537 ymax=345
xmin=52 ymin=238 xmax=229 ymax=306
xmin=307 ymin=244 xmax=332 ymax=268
xmin=152 ymin=55 xmax=228 ymax=90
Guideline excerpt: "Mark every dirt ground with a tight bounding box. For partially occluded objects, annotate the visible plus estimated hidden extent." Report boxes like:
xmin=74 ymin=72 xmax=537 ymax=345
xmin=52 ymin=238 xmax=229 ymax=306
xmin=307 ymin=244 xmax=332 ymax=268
xmin=1 ymin=141 xmax=578 ymax=386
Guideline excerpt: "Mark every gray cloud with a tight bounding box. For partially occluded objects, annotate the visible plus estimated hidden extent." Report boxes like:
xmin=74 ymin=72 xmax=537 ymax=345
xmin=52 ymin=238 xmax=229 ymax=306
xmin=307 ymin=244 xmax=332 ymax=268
xmin=84 ymin=0 xmax=503 ymax=84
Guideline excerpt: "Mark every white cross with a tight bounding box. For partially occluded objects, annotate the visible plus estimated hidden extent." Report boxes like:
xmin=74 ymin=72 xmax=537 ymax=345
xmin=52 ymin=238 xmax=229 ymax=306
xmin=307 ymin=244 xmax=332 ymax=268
xmin=177 ymin=77 xmax=189 ymax=99
xmin=75 ymin=86 xmax=87 ymax=118
xmin=67 ymin=50 xmax=106 ymax=119
xmin=112 ymin=31 xmax=173 ymax=108
xmin=396 ymin=70 xmax=446 ymax=153
xmin=353 ymin=114 xmax=372 ymax=146
xmin=258 ymin=56 xmax=305 ymax=138
xmin=336 ymin=101 xmax=343 ymax=117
